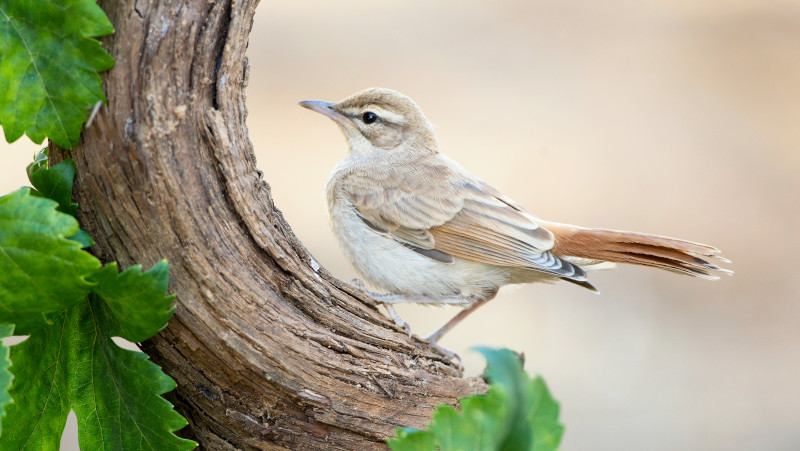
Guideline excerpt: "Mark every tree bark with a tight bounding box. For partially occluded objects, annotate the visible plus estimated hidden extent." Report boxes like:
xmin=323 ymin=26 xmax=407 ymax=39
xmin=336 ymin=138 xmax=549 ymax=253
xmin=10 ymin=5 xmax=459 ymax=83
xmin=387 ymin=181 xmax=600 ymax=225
xmin=50 ymin=1 xmax=485 ymax=449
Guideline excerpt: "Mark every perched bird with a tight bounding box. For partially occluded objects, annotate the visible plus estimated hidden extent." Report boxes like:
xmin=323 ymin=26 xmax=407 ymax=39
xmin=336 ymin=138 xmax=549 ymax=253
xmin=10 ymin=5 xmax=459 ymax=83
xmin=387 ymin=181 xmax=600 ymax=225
xmin=300 ymin=88 xmax=731 ymax=357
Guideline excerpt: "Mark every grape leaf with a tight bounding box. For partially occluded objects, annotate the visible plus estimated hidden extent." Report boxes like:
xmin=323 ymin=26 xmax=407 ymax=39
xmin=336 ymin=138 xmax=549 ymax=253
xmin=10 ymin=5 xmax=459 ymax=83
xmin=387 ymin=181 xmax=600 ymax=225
xmin=26 ymin=149 xmax=93 ymax=247
xmin=0 ymin=189 xmax=100 ymax=332
xmin=0 ymin=0 xmax=114 ymax=149
xmin=0 ymin=153 xmax=193 ymax=449
xmin=27 ymin=150 xmax=78 ymax=216
xmin=389 ymin=428 xmax=435 ymax=451
xmin=427 ymin=387 xmax=507 ymax=450
xmin=1 ymin=296 xmax=196 ymax=450
xmin=73 ymin=297 xmax=195 ymax=451
xmin=1 ymin=312 xmax=71 ymax=450
xmin=89 ymin=261 xmax=176 ymax=343
xmin=388 ymin=348 xmax=564 ymax=451
xmin=0 ymin=324 xmax=13 ymax=435
xmin=527 ymin=377 xmax=564 ymax=451
xmin=479 ymin=347 xmax=533 ymax=450
xmin=67 ymin=228 xmax=94 ymax=248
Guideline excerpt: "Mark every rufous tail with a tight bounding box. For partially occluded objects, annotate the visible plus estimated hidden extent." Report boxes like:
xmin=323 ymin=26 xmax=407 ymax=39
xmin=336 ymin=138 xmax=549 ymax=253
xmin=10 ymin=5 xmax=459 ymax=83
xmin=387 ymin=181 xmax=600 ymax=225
xmin=543 ymin=222 xmax=733 ymax=280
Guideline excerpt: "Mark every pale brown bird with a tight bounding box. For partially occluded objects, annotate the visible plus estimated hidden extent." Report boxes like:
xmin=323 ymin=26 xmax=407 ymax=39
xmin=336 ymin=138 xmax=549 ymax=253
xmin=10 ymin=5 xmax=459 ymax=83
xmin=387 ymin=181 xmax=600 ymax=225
xmin=300 ymin=88 xmax=731 ymax=357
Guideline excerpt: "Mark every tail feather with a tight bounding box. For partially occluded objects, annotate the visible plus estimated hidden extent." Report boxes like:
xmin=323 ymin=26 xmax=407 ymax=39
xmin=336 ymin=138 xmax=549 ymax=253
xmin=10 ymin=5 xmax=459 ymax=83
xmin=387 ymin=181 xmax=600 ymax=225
xmin=543 ymin=222 xmax=733 ymax=280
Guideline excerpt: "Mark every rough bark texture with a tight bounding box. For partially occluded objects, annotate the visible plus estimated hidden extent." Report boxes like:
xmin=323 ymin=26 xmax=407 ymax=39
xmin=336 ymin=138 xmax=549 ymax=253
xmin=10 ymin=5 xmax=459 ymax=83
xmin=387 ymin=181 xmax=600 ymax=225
xmin=49 ymin=1 xmax=486 ymax=449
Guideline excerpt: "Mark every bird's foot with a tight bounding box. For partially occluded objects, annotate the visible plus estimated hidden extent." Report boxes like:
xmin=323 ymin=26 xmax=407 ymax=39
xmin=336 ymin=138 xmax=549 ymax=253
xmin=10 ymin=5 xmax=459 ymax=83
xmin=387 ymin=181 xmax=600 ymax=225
xmin=349 ymin=278 xmax=366 ymax=292
xmin=385 ymin=305 xmax=412 ymax=339
xmin=349 ymin=284 xmax=467 ymax=371
xmin=351 ymin=281 xmax=413 ymax=338
xmin=421 ymin=332 xmax=462 ymax=371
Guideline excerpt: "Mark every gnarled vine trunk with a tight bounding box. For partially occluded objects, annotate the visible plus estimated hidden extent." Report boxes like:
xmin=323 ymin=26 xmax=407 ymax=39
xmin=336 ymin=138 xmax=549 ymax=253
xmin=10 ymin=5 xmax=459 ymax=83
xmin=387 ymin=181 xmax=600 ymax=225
xmin=49 ymin=0 xmax=484 ymax=449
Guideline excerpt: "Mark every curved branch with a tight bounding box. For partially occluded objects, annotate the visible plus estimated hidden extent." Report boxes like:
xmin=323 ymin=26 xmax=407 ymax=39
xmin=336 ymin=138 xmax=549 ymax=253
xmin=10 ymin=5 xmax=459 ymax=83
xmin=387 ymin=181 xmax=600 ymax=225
xmin=51 ymin=0 xmax=485 ymax=448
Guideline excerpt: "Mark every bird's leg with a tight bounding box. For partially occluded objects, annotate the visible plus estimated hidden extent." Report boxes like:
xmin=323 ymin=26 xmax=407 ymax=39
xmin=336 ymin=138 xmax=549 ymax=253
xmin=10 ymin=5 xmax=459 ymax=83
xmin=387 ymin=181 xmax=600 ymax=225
xmin=384 ymin=305 xmax=412 ymax=338
xmin=370 ymin=291 xmax=477 ymax=362
xmin=423 ymin=289 xmax=498 ymax=344
xmin=349 ymin=278 xmax=367 ymax=291
xmin=418 ymin=294 xmax=495 ymax=370
xmin=372 ymin=292 xmax=476 ymax=342
xmin=349 ymin=279 xmax=494 ymax=368
xmin=350 ymin=279 xmax=424 ymax=338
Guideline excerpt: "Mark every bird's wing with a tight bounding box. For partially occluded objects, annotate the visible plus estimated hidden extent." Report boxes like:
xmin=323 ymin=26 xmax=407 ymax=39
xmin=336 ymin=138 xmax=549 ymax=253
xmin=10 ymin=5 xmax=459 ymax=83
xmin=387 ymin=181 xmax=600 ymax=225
xmin=342 ymin=160 xmax=463 ymax=263
xmin=343 ymin=156 xmax=588 ymax=280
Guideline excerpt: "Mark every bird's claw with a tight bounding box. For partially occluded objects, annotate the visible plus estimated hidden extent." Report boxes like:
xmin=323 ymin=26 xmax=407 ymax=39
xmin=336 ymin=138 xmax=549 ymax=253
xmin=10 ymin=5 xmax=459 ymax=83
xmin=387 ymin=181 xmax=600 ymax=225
xmin=396 ymin=319 xmax=412 ymax=339
xmin=349 ymin=278 xmax=366 ymax=292
xmin=385 ymin=305 xmax=413 ymax=339
xmin=420 ymin=333 xmax=462 ymax=371
xmin=395 ymin=319 xmax=412 ymax=339
xmin=425 ymin=341 xmax=463 ymax=372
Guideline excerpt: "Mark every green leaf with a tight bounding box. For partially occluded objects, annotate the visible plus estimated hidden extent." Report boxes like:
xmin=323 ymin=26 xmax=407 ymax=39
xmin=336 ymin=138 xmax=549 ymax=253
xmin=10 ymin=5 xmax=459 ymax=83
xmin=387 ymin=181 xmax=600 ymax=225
xmin=67 ymin=228 xmax=93 ymax=248
xmin=387 ymin=428 xmax=435 ymax=451
xmin=527 ymin=377 xmax=564 ymax=451
xmin=2 ymin=312 xmax=72 ymax=450
xmin=27 ymin=149 xmax=78 ymax=216
xmin=0 ymin=0 xmax=115 ymax=149
xmin=1 ymin=300 xmax=196 ymax=451
xmin=477 ymin=347 xmax=531 ymax=450
xmin=89 ymin=261 xmax=176 ymax=343
xmin=25 ymin=149 xmax=92 ymax=246
xmin=0 ymin=324 xmax=14 ymax=435
xmin=0 ymin=189 xmax=100 ymax=332
xmin=73 ymin=298 xmax=195 ymax=450
xmin=388 ymin=348 xmax=564 ymax=451
xmin=477 ymin=347 xmax=564 ymax=451
xmin=428 ymin=388 xmax=507 ymax=451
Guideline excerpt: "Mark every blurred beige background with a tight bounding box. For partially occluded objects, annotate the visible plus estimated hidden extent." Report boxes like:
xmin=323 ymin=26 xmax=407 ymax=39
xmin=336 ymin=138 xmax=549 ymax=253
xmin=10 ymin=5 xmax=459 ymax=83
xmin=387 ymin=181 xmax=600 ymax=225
xmin=2 ymin=1 xmax=799 ymax=450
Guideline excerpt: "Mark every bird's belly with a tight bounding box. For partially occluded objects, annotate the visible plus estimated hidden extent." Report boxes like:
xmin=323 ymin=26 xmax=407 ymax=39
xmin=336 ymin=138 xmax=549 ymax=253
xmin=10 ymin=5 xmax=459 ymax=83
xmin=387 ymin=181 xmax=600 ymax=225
xmin=330 ymin=205 xmax=509 ymax=299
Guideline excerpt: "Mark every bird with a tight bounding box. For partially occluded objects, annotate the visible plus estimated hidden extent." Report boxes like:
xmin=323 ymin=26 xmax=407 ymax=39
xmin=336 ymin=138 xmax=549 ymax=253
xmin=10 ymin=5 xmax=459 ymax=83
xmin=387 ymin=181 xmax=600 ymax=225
xmin=299 ymin=87 xmax=731 ymax=358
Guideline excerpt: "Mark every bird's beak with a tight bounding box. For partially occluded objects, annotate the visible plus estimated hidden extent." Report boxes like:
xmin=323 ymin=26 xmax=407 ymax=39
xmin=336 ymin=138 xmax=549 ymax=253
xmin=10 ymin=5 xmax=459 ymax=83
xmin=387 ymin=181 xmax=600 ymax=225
xmin=298 ymin=100 xmax=345 ymax=123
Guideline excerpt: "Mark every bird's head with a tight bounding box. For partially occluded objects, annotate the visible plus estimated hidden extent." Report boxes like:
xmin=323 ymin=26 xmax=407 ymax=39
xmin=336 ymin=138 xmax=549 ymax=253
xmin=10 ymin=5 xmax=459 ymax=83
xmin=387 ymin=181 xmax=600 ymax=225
xmin=300 ymin=88 xmax=438 ymax=156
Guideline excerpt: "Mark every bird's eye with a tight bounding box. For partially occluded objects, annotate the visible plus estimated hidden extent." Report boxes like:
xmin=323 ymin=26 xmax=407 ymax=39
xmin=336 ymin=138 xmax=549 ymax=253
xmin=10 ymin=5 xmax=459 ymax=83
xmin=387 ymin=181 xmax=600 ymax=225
xmin=362 ymin=111 xmax=378 ymax=124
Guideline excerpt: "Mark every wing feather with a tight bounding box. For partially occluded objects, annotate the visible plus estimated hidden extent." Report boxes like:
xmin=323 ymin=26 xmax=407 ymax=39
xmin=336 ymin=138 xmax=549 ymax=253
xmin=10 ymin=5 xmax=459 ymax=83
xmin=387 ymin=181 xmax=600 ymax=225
xmin=343 ymin=155 xmax=587 ymax=281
